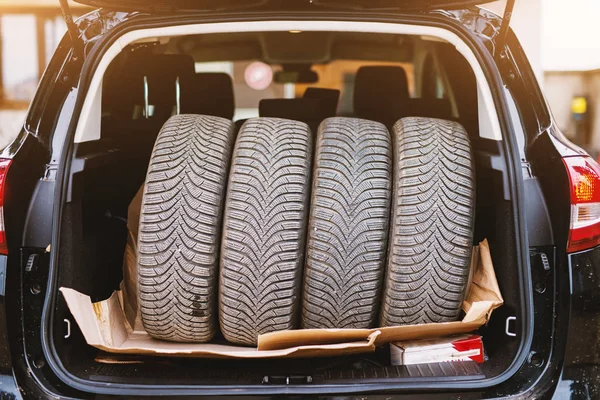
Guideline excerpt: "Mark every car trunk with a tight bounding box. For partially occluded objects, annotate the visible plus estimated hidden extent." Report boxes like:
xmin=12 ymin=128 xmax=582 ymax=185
xmin=42 ymin=21 xmax=530 ymax=395
xmin=48 ymin=140 xmax=523 ymax=392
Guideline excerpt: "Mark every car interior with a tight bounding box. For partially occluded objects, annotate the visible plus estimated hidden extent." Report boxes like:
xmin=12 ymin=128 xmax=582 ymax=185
xmin=51 ymin=30 xmax=523 ymax=388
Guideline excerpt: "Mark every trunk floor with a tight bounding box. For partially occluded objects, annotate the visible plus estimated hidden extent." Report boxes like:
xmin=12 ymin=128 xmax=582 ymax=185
xmin=79 ymin=349 xmax=485 ymax=385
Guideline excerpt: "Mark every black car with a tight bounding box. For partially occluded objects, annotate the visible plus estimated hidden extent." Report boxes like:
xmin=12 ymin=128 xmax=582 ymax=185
xmin=0 ymin=0 xmax=598 ymax=398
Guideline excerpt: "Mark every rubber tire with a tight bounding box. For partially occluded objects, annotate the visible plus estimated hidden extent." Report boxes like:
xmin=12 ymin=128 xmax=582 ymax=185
xmin=219 ymin=118 xmax=312 ymax=346
xmin=137 ymin=114 xmax=235 ymax=342
xmin=302 ymin=117 xmax=392 ymax=329
xmin=380 ymin=117 xmax=475 ymax=326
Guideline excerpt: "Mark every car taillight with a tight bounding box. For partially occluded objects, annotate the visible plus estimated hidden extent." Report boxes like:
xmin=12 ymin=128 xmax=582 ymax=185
xmin=0 ymin=159 xmax=11 ymax=255
xmin=564 ymin=156 xmax=600 ymax=253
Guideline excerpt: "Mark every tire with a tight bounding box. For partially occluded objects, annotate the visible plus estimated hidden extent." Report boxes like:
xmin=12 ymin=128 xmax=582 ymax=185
xmin=380 ymin=117 xmax=475 ymax=326
xmin=137 ymin=114 xmax=235 ymax=342
xmin=302 ymin=117 xmax=392 ymax=329
xmin=219 ymin=118 xmax=312 ymax=346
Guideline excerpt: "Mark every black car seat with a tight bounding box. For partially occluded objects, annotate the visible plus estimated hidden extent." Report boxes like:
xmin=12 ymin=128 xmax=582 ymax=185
xmin=303 ymin=87 xmax=340 ymax=118
xmin=180 ymin=72 xmax=235 ymax=119
xmin=103 ymin=52 xmax=195 ymax=149
xmin=137 ymin=54 xmax=195 ymax=144
xmin=259 ymin=98 xmax=330 ymax=133
xmin=90 ymin=52 xmax=196 ymax=214
xmin=353 ymin=65 xmax=410 ymax=127
xmin=71 ymin=53 xmax=195 ymax=302
xmin=353 ymin=65 xmax=456 ymax=126
xmin=407 ymin=97 xmax=453 ymax=120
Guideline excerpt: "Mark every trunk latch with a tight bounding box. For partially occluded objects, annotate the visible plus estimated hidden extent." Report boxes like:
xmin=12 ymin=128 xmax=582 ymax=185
xmin=505 ymin=316 xmax=517 ymax=337
xmin=262 ymin=375 xmax=313 ymax=385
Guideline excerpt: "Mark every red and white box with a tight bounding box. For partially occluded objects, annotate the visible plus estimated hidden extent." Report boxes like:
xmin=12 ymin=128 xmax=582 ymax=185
xmin=390 ymin=334 xmax=484 ymax=366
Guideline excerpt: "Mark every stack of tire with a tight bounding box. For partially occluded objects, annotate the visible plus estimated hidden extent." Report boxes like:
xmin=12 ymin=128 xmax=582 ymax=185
xmin=137 ymin=113 xmax=475 ymax=345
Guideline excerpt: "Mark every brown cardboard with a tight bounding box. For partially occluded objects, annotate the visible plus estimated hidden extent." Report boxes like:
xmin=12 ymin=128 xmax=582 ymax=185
xmin=60 ymin=238 xmax=501 ymax=359
xmin=60 ymin=287 xmax=379 ymax=358
xmin=62 ymin=185 xmax=502 ymax=358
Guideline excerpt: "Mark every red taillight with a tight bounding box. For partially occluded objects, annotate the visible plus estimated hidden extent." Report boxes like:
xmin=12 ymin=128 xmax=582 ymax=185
xmin=564 ymin=156 xmax=600 ymax=253
xmin=0 ymin=159 xmax=11 ymax=255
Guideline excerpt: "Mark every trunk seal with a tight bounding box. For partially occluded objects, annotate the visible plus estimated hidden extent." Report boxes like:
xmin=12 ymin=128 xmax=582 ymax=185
xmin=40 ymin=10 xmax=534 ymax=396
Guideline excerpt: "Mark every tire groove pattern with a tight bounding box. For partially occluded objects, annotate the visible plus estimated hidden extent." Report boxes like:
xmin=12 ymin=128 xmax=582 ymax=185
xmin=302 ymin=117 xmax=392 ymax=329
xmin=380 ymin=117 xmax=475 ymax=326
xmin=138 ymin=114 xmax=235 ymax=342
xmin=219 ymin=118 xmax=312 ymax=346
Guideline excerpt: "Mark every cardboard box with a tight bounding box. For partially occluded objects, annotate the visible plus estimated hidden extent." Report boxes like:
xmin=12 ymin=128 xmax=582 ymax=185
xmin=60 ymin=188 xmax=504 ymax=359
xmin=390 ymin=334 xmax=484 ymax=365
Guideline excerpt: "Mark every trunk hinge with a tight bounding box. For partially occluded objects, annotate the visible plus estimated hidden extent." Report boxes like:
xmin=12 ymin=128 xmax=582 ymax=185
xmin=58 ymin=0 xmax=85 ymax=60
xmin=495 ymin=0 xmax=516 ymax=59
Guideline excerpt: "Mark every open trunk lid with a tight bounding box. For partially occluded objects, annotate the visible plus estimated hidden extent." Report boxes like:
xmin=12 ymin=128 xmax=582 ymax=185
xmin=70 ymin=0 xmax=495 ymax=12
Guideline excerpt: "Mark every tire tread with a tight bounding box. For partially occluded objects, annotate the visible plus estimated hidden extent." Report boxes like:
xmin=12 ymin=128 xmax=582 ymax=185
xmin=219 ymin=118 xmax=312 ymax=345
xmin=137 ymin=114 xmax=235 ymax=342
xmin=302 ymin=117 xmax=392 ymax=329
xmin=380 ymin=117 xmax=475 ymax=326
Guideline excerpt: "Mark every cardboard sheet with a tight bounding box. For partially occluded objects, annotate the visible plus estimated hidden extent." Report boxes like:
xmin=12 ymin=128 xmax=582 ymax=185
xmin=60 ymin=287 xmax=380 ymax=358
xmin=61 ymin=238 xmax=502 ymax=359
xmin=61 ymin=185 xmax=503 ymax=358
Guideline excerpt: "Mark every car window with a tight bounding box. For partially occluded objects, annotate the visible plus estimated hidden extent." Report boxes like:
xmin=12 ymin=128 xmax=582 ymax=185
xmin=195 ymin=59 xmax=415 ymax=119
xmin=195 ymin=61 xmax=286 ymax=121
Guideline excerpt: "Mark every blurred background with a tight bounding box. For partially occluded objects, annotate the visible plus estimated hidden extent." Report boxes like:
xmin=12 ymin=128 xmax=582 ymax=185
xmin=0 ymin=0 xmax=597 ymax=154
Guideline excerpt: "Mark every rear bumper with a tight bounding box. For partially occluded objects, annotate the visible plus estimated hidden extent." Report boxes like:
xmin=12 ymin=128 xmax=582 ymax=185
xmin=0 ymin=253 xmax=22 ymax=399
xmin=556 ymin=245 xmax=600 ymax=399
xmin=500 ymin=245 xmax=600 ymax=399
xmin=4 ymin=244 xmax=596 ymax=398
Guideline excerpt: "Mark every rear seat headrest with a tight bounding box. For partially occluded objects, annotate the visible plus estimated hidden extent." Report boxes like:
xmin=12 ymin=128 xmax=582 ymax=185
xmin=353 ymin=66 xmax=410 ymax=125
xmin=180 ymin=73 xmax=235 ymax=120
xmin=259 ymin=98 xmax=325 ymax=131
xmin=143 ymin=54 xmax=195 ymax=119
xmin=303 ymin=87 xmax=340 ymax=117
xmin=259 ymin=98 xmax=323 ymax=120
xmin=408 ymin=98 xmax=453 ymax=120
xmin=143 ymin=54 xmax=195 ymax=78
xmin=106 ymin=53 xmax=195 ymax=121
